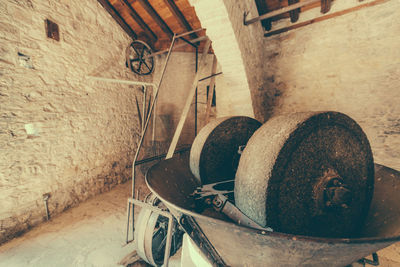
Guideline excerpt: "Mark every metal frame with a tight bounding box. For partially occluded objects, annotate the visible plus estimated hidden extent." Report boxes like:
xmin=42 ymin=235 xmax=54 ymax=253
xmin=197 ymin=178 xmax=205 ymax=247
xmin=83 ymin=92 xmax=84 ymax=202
xmin=123 ymin=30 xmax=210 ymax=265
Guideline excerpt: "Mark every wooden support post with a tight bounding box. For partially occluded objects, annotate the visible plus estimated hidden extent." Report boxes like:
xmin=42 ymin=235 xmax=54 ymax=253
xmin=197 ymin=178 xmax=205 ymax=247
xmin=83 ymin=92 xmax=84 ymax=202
xmin=166 ymin=39 xmax=211 ymax=159
xmin=205 ymin=56 xmax=218 ymax=124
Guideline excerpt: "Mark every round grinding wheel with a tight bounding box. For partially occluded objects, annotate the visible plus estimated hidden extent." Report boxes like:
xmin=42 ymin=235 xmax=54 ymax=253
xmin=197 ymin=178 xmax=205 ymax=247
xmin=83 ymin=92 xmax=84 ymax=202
xmin=235 ymin=111 xmax=374 ymax=238
xmin=190 ymin=116 xmax=262 ymax=185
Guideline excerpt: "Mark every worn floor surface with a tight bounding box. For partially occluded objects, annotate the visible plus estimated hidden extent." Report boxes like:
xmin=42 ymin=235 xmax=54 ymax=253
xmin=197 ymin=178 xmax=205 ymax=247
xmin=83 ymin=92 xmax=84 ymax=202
xmin=0 ymin=180 xmax=399 ymax=267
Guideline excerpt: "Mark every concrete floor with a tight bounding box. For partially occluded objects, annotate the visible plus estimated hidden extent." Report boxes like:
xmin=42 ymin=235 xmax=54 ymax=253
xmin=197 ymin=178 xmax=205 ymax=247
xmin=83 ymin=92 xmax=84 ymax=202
xmin=0 ymin=180 xmax=399 ymax=267
xmin=0 ymin=182 xmax=137 ymax=267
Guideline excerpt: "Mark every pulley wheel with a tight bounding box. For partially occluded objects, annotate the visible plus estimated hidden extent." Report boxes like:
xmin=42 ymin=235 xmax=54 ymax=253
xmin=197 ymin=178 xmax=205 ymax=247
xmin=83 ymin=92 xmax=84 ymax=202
xmin=125 ymin=40 xmax=154 ymax=75
xmin=190 ymin=116 xmax=262 ymax=185
xmin=135 ymin=194 xmax=183 ymax=266
xmin=235 ymin=111 xmax=374 ymax=238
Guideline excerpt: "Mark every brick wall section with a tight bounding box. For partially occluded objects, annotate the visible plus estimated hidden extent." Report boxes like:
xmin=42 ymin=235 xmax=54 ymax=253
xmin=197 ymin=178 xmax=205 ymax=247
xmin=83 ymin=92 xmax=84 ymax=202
xmin=0 ymin=0 xmax=150 ymax=244
xmin=188 ymin=0 xmax=256 ymax=119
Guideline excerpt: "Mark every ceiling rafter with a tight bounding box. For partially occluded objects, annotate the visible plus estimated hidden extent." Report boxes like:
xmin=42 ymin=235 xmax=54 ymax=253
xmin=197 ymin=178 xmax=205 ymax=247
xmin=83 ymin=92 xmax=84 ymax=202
xmin=120 ymin=0 xmax=158 ymax=42
xmin=97 ymin=0 xmax=137 ymax=40
xmin=254 ymin=0 xmax=271 ymax=31
xmin=163 ymin=0 xmax=197 ymax=39
xmin=137 ymin=0 xmax=174 ymax=39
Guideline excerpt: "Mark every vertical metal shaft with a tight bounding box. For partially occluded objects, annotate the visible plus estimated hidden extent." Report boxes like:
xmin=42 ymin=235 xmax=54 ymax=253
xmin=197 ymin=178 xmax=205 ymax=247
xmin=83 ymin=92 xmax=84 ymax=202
xmin=195 ymin=46 xmax=198 ymax=136
xmin=130 ymin=34 xmax=177 ymax=234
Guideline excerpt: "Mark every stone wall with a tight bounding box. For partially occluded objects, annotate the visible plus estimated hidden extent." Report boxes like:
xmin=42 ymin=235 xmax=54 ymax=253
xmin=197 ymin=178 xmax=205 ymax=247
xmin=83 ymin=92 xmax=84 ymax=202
xmin=263 ymin=0 xmax=400 ymax=171
xmin=152 ymin=50 xmax=216 ymax=148
xmin=0 ymin=0 xmax=149 ymax=244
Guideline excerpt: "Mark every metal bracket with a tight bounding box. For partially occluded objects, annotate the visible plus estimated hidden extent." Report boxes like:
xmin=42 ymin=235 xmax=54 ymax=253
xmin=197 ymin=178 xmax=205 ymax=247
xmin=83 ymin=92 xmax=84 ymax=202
xmin=357 ymin=253 xmax=379 ymax=266
xmin=243 ymin=11 xmax=250 ymax=25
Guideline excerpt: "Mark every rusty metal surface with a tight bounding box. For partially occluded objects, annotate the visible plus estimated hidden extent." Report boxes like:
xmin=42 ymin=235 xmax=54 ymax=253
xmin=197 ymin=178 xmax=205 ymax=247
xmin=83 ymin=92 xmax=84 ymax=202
xmin=189 ymin=116 xmax=261 ymax=184
xmin=146 ymin=156 xmax=400 ymax=267
xmin=235 ymin=112 xmax=374 ymax=238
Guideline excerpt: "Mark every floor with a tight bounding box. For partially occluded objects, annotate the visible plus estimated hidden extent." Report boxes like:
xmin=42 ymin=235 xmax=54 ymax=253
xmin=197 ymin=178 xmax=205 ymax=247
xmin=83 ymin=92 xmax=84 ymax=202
xmin=0 ymin=181 xmax=140 ymax=267
xmin=0 ymin=180 xmax=399 ymax=267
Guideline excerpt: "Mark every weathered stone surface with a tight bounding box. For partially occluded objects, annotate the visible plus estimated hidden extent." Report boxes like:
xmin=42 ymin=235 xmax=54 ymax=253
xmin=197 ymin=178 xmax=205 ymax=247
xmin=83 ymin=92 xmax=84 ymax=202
xmin=263 ymin=0 xmax=400 ymax=172
xmin=0 ymin=0 xmax=152 ymax=244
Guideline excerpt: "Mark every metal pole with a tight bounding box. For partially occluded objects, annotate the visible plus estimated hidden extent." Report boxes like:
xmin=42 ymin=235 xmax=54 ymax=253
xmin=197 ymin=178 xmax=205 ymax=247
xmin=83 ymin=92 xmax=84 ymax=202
xmin=86 ymin=75 xmax=155 ymax=87
xmin=195 ymin=46 xmax=198 ymax=136
xmin=130 ymin=34 xmax=177 ymax=235
xmin=176 ymin=28 xmax=204 ymax=38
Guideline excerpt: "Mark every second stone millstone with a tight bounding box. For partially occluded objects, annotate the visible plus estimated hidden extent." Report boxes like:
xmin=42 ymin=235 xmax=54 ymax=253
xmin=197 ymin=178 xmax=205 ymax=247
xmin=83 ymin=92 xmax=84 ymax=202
xmin=190 ymin=116 xmax=262 ymax=185
xmin=235 ymin=111 xmax=375 ymax=238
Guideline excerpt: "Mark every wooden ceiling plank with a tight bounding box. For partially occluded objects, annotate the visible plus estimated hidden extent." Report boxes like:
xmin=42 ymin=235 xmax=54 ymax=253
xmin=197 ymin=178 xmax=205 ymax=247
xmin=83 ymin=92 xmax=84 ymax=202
xmin=120 ymin=0 xmax=158 ymax=42
xmin=288 ymin=0 xmax=300 ymax=23
xmin=97 ymin=0 xmax=137 ymax=39
xmin=163 ymin=0 xmax=197 ymax=38
xmin=137 ymin=0 xmax=174 ymax=39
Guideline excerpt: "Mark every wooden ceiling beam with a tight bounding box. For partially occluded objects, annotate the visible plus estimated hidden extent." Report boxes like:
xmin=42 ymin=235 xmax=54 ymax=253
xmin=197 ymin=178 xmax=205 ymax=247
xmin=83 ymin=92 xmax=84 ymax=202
xmin=97 ymin=0 xmax=137 ymax=39
xmin=163 ymin=0 xmax=197 ymax=38
xmin=137 ymin=0 xmax=174 ymax=39
xmin=120 ymin=0 xmax=158 ymax=42
xmin=254 ymin=0 xmax=271 ymax=31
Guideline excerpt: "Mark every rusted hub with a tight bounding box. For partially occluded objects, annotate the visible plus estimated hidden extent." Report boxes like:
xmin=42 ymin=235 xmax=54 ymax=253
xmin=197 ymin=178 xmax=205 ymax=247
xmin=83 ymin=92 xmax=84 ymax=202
xmin=235 ymin=111 xmax=374 ymax=238
xmin=313 ymin=169 xmax=353 ymax=214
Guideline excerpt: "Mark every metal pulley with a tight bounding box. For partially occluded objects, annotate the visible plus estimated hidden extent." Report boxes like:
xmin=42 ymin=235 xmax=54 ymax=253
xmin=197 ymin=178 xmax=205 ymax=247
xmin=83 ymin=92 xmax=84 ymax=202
xmin=190 ymin=116 xmax=262 ymax=185
xmin=125 ymin=40 xmax=154 ymax=75
xmin=235 ymin=111 xmax=375 ymax=238
xmin=135 ymin=193 xmax=183 ymax=266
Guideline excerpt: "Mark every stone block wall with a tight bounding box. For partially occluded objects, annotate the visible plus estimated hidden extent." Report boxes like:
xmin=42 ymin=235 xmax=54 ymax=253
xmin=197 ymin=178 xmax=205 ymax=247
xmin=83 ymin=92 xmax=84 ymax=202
xmin=152 ymin=50 xmax=216 ymax=147
xmin=263 ymin=0 xmax=400 ymax=171
xmin=0 ymin=0 xmax=150 ymax=244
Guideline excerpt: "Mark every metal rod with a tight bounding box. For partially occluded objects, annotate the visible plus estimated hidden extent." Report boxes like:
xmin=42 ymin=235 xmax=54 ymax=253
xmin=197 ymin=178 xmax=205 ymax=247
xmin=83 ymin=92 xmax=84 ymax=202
xmin=199 ymin=71 xmax=222 ymax=82
xmin=134 ymin=146 xmax=190 ymax=166
xmin=130 ymin=34 xmax=177 ymax=236
xmin=125 ymin=201 xmax=131 ymax=244
xmin=166 ymin=39 xmax=212 ymax=159
xmin=176 ymin=28 xmax=204 ymax=38
xmin=87 ymin=75 xmax=155 ymax=87
xmin=142 ymin=86 xmax=146 ymax=132
xmin=163 ymin=215 xmax=174 ymax=267
xmin=179 ymin=36 xmax=198 ymax=48
xmin=244 ymin=0 xmax=319 ymax=25
xmin=195 ymin=46 xmax=198 ymax=136
xmin=143 ymin=36 xmax=208 ymax=59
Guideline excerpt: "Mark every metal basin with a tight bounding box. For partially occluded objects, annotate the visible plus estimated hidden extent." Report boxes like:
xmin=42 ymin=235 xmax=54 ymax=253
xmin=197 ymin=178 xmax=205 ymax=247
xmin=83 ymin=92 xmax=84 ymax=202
xmin=145 ymin=155 xmax=400 ymax=266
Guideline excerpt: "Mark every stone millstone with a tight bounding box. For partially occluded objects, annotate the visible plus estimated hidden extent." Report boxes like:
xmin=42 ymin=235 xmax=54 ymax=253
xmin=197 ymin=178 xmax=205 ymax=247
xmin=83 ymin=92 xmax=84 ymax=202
xmin=190 ymin=116 xmax=262 ymax=185
xmin=235 ymin=111 xmax=374 ymax=238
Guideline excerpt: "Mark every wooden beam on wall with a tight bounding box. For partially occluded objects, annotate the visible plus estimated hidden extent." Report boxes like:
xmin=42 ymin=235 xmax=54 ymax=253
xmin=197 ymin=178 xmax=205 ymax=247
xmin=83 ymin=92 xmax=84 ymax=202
xmin=120 ymin=0 xmax=158 ymax=42
xmin=97 ymin=0 xmax=137 ymax=39
xmin=163 ymin=0 xmax=197 ymax=38
xmin=264 ymin=0 xmax=389 ymax=37
xmin=137 ymin=0 xmax=174 ymax=39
